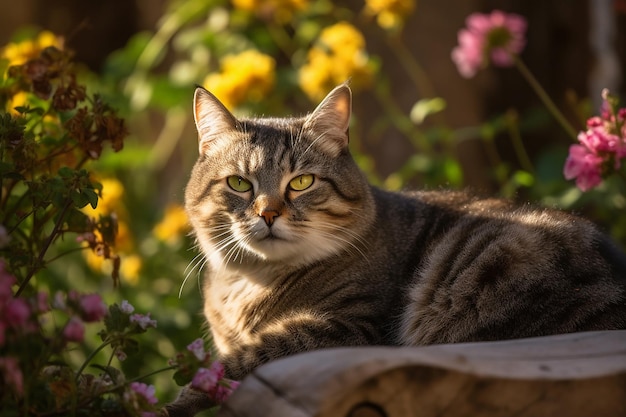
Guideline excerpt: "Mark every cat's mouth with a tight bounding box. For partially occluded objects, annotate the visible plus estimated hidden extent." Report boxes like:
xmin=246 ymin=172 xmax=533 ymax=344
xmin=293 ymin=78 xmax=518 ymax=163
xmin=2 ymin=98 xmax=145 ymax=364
xmin=259 ymin=231 xmax=285 ymax=241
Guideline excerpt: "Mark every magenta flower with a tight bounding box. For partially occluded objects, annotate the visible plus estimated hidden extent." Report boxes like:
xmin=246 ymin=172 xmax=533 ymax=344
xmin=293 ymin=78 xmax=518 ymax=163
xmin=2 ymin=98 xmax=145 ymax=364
xmin=4 ymin=298 xmax=31 ymax=327
xmin=578 ymin=128 xmax=623 ymax=161
xmin=129 ymin=382 xmax=158 ymax=405
xmin=63 ymin=316 xmax=85 ymax=342
xmin=564 ymin=89 xmax=626 ymax=191
xmin=0 ymin=261 xmax=16 ymax=302
xmin=79 ymin=293 xmax=108 ymax=322
xmin=187 ymin=338 xmax=207 ymax=361
xmin=563 ymin=144 xmax=604 ymax=191
xmin=34 ymin=291 xmax=49 ymax=313
xmin=191 ymin=361 xmax=225 ymax=392
xmin=207 ymin=380 xmax=240 ymax=404
xmin=0 ymin=356 xmax=24 ymax=396
xmin=130 ymin=313 xmax=157 ymax=330
xmin=452 ymin=10 xmax=527 ymax=78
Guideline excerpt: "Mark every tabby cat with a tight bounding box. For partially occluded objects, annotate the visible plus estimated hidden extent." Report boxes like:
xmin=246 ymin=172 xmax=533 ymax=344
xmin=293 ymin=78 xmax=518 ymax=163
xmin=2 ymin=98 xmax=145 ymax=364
xmin=164 ymin=83 xmax=626 ymax=416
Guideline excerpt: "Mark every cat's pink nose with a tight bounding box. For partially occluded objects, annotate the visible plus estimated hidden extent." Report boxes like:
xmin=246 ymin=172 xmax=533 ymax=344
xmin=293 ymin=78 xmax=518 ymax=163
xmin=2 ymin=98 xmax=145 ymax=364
xmin=260 ymin=209 xmax=280 ymax=227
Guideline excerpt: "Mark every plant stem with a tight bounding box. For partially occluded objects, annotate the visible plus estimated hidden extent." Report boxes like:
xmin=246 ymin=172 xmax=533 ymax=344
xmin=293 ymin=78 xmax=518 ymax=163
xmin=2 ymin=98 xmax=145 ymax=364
xmin=505 ymin=110 xmax=535 ymax=173
xmin=373 ymin=83 xmax=432 ymax=152
xmin=15 ymin=199 xmax=73 ymax=296
xmin=512 ymin=55 xmax=579 ymax=140
xmin=387 ymin=34 xmax=437 ymax=100
xmin=75 ymin=340 xmax=112 ymax=382
xmin=126 ymin=364 xmax=178 ymax=384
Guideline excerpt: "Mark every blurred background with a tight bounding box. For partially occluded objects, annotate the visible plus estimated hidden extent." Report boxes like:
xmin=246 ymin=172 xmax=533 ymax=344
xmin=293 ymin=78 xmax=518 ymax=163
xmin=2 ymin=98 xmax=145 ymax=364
xmin=1 ymin=0 xmax=625 ymax=406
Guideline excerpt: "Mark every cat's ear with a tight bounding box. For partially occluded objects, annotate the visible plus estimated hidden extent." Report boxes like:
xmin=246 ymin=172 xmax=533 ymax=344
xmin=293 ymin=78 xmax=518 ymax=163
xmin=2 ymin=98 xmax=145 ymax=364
xmin=303 ymin=83 xmax=352 ymax=156
xmin=193 ymin=86 xmax=239 ymax=154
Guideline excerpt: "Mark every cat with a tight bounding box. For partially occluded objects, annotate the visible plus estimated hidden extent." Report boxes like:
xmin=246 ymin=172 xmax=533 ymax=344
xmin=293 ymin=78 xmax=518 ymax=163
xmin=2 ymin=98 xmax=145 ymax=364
xmin=163 ymin=83 xmax=626 ymax=417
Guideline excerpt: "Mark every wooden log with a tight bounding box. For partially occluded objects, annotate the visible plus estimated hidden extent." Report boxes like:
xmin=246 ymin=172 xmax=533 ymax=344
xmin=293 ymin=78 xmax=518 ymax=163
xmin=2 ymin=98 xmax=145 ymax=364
xmin=218 ymin=330 xmax=626 ymax=417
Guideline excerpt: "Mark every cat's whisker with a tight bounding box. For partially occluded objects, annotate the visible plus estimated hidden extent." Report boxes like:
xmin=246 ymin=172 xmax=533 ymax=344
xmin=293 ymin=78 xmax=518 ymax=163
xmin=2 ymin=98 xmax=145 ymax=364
xmin=313 ymin=220 xmax=371 ymax=249
xmin=194 ymin=256 xmax=208 ymax=293
xmin=312 ymin=228 xmax=369 ymax=261
xmin=179 ymin=252 xmax=207 ymax=298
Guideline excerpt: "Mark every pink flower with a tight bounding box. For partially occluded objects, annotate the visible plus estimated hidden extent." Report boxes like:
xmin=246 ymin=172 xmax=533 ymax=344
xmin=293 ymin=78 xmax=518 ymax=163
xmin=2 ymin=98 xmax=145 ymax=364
xmin=563 ymin=144 xmax=604 ymax=191
xmin=116 ymin=349 xmax=128 ymax=362
xmin=63 ymin=316 xmax=85 ymax=342
xmin=129 ymin=382 xmax=158 ymax=405
xmin=79 ymin=293 xmax=108 ymax=322
xmin=187 ymin=338 xmax=207 ymax=361
xmin=120 ymin=300 xmax=134 ymax=314
xmin=0 ymin=262 xmax=16 ymax=302
xmin=0 ymin=321 xmax=6 ymax=346
xmin=191 ymin=361 xmax=225 ymax=392
xmin=207 ymin=380 xmax=240 ymax=404
xmin=0 ymin=356 xmax=24 ymax=396
xmin=4 ymin=298 xmax=31 ymax=327
xmin=34 ymin=291 xmax=49 ymax=313
xmin=130 ymin=313 xmax=157 ymax=330
xmin=564 ymin=90 xmax=626 ymax=191
xmin=578 ymin=128 xmax=623 ymax=159
xmin=452 ymin=10 xmax=527 ymax=78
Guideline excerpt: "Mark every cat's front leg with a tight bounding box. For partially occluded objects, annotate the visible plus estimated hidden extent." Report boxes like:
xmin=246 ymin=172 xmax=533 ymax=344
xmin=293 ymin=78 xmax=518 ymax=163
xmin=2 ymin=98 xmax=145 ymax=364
xmin=161 ymin=385 xmax=217 ymax=417
xmin=221 ymin=310 xmax=375 ymax=380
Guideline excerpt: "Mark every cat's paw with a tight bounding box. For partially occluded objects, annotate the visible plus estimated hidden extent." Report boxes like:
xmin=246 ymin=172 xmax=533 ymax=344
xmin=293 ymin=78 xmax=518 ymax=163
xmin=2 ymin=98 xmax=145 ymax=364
xmin=161 ymin=385 xmax=217 ymax=417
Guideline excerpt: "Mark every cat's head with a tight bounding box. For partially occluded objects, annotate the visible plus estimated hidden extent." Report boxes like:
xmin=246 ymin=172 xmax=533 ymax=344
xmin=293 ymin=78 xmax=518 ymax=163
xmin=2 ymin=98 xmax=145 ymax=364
xmin=185 ymin=84 xmax=374 ymax=269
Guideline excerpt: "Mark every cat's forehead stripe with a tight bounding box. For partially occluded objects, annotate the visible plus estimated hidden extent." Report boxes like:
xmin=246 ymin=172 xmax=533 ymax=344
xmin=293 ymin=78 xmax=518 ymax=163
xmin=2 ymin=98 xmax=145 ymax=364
xmin=239 ymin=120 xmax=304 ymax=175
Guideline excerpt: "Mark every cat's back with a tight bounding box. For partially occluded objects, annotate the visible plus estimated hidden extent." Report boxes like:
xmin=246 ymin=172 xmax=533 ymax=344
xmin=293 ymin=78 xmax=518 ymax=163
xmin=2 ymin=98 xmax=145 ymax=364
xmin=385 ymin=188 xmax=626 ymax=345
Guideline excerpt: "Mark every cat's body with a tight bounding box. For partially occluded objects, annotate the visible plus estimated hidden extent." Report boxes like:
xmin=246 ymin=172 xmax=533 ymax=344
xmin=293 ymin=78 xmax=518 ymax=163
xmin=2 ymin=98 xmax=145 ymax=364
xmin=165 ymin=84 xmax=626 ymax=416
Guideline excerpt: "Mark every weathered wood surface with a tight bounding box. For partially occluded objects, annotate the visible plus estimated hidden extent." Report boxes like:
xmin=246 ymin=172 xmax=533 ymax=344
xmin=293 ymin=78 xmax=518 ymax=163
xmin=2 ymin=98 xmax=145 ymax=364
xmin=218 ymin=330 xmax=626 ymax=417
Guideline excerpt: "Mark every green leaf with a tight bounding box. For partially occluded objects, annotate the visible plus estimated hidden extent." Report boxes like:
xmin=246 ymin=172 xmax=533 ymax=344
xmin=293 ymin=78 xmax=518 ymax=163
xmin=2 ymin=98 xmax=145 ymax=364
xmin=58 ymin=166 xmax=74 ymax=179
xmin=512 ymin=170 xmax=534 ymax=187
xmin=410 ymin=98 xmax=447 ymax=125
xmin=64 ymin=208 xmax=90 ymax=232
xmin=104 ymin=303 xmax=131 ymax=333
xmin=82 ymin=188 xmax=99 ymax=209
xmin=0 ymin=161 xmax=15 ymax=175
xmin=149 ymin=76 xmax=190 ymax=109
xmin=90 ymin=364 xmax=125 ymax=385
xmin=443 ymin=158 xmax=463 ymax=187
xmin=173 ymin=370 xmax=192 ymax=386
xmin=123 ymin=338 xmax=140 ymax=356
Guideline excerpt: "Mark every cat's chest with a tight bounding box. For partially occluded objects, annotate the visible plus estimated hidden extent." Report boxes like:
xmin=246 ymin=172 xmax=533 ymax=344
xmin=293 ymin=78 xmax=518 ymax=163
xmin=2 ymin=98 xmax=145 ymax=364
xmin=203 ymin=272 xmax=273 ymax=351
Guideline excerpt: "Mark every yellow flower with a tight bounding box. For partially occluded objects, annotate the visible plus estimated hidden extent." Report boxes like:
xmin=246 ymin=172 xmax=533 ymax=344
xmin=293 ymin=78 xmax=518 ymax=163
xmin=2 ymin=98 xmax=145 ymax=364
xmin=6 ymin=91 xmax=28 ymax=115
xmin=120 ymin=254 xmax=142 ymax=285
xmin=231 ymin=0 xmax=309 ymax=24
xmin=1 ymin=31 xmax=63 ymax=67
xmin=203 ymin=49 xmax=275 ymax=110
xmin=364 ymin=0 xmax=415 ymax=29
xmin=298 ymin=22 xmax=376 ymax=101
xmin=153 ymin=204 xmax=190 ymax=244
xmin=85 ymin=247 xmax=106 ymax=273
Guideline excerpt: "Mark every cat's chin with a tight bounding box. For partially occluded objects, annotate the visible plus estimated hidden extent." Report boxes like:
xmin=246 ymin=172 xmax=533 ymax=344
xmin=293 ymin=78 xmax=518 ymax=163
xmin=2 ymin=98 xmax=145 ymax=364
xmin=245 ymin=233 xmax=346 ymax=266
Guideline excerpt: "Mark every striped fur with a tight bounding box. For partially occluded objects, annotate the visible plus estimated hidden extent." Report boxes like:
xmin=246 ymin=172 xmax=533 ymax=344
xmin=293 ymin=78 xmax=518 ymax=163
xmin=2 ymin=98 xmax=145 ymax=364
xmin=182 ymin=84 xmax=626 ymax=391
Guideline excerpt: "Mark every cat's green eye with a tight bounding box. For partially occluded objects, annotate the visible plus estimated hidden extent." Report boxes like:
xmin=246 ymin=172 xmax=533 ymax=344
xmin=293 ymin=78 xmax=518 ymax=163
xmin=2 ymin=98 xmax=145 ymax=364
xmin=227 ymin=176 xmax=252 ymax=192
xmin=289 ymin=174 xmax=314 ymax=191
